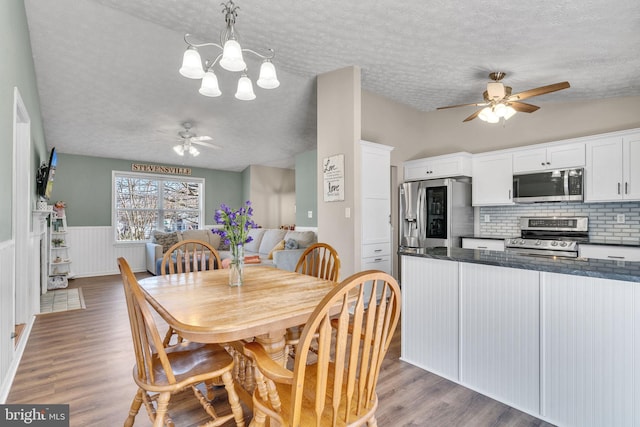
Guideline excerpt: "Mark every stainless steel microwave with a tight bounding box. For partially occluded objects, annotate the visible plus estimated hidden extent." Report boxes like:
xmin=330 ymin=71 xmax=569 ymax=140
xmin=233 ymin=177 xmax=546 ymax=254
xmin=512 ymin=168 xmax=584 ymax=203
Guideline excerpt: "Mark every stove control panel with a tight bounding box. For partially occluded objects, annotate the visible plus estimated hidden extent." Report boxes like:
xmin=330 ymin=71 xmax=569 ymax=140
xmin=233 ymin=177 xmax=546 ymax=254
xmin=505 ymin=238 xmax=578 ymax=251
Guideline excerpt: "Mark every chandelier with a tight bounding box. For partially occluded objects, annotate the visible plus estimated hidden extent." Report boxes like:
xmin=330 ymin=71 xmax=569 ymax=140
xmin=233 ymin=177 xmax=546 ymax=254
xmin=178 ymin=0 xmax=279 ymax=100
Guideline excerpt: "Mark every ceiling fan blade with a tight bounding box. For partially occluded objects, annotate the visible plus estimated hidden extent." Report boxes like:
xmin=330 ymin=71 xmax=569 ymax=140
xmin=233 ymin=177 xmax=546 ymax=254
xmin=191 ymin=136 xmax=212 ymax=142
xmin=463 ymin=109 xmax=483 ymax=122
xmin=191 ymin=139 xmax=221 ymax=149
xmin=510 ymin=101 xmax=540 ymax=113
xmin=438 ymin=102 xmax=489 ymax=110
xmin=508 ymin=81 xmax=570 ymax=101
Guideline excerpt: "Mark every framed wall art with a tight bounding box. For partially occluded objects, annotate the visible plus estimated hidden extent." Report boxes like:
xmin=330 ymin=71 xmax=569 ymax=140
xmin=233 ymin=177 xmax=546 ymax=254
xmin=323 ymin=154 xmax=344 ymax=202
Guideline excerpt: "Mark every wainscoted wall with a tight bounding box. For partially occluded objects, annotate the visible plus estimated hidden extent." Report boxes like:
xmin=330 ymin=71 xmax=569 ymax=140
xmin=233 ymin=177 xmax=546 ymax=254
xmin=66 ymin=227 xmax=145 ymax=277
xmin=478 ymin=202 xmax=640 ymax=244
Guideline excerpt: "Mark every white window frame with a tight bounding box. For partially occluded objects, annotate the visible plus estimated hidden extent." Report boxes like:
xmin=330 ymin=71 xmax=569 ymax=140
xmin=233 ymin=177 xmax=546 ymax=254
xmin=112 ymin=170 xmax=205 ymax=242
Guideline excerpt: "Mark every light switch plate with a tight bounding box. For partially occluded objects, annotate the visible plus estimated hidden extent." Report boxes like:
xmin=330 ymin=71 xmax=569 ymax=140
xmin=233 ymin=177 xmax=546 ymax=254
xmin=307 ymin=210 xmax=313 ymax=219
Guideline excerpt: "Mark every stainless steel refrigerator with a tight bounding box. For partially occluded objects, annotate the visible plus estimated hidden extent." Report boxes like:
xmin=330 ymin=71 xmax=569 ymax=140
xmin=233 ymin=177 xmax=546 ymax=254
xmin=399 ymin=178 xmax=473 ymax=249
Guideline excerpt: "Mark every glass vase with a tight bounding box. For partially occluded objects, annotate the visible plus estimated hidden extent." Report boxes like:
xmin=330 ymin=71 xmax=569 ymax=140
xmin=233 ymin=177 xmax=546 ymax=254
xmin=229 ymin=244 xmax=244 ymax=287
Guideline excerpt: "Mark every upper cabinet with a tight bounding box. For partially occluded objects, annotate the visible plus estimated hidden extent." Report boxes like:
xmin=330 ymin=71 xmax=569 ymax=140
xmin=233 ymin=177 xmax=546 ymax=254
xmin=513 ymin=142 xmax=585 ymax=174
xmin=472 ymin=153 xmax=514 ymax=206
xmin=585 ymin=132 xmax=640 ymax=202
xmin=404 ymin=152 xmax=472 ymax=182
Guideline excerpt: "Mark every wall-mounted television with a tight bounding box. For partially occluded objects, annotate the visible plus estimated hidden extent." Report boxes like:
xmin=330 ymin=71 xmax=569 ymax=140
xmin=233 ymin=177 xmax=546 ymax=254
xmin=36 ymin=147 xmax=57 ymax=200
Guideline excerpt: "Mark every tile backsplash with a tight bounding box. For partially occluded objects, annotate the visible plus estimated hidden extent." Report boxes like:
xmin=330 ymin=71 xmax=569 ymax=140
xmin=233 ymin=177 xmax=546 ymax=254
xmin=478 ymin=202 xmax=640 ymax=244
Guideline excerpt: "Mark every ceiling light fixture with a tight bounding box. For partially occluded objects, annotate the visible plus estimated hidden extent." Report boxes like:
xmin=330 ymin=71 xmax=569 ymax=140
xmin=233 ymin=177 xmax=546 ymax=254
xmin=478 ymin=102 xmax=517 ymax=123
xmin=179 ymin=0 xmax=279 ymax=100
xmin=173 ymin=142 xmax=200 ymax=157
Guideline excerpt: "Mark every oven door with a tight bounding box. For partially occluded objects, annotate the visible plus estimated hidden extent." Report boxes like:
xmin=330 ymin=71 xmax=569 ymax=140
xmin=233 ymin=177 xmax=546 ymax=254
xmin=505 ymin=247 xmax=578 ymax=258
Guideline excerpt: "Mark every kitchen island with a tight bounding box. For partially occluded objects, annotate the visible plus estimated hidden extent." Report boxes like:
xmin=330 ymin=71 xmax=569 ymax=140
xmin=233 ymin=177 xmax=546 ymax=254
xmin=400 ymin=247 xmax=640 ymax=427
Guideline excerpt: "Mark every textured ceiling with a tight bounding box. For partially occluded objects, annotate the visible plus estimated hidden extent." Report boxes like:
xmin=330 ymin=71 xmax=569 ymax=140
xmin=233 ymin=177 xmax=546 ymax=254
xmin=24 ymin=0 xmax=640 ymax=171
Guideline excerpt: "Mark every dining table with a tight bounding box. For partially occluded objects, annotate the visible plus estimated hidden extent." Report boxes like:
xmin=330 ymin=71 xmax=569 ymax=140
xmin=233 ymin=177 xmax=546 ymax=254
xmin=137 ymin=266 xmax=337 ymax=403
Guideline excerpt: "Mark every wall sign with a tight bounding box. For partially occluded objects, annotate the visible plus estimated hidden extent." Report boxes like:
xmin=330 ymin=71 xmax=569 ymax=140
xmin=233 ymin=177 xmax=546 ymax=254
xmin=131 ymin=163 xmax=192 ymax=176
xmin=323 ymin=154 xmax=344 ymax=202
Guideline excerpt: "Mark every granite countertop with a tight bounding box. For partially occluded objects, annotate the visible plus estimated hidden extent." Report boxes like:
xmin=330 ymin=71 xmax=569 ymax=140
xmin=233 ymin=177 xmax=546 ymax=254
xmin=399 ymin=246 xmax=640 ymax=283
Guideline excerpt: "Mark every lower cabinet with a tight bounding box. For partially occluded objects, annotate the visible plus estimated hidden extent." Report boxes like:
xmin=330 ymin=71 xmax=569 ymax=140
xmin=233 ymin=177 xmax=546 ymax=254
xmin=459 ymin=263 xmax=540 ymax=416
xmin=401 ymin=255 xmax=639 ymax=427
xmin=401 ymin=256 xmax=459 ymax=381
xmin=541 ymin=273 xmax=634 ymax=427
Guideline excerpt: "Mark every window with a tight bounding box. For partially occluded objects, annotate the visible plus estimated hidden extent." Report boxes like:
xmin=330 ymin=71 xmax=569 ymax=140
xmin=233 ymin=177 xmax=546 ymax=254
xmin=113 ymin=171 xmax=204 ymax=241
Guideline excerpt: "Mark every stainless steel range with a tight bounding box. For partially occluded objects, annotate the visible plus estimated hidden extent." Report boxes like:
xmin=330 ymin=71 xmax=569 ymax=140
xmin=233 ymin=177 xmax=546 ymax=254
xmin=505 ymin=217 xmax=589 ymax=258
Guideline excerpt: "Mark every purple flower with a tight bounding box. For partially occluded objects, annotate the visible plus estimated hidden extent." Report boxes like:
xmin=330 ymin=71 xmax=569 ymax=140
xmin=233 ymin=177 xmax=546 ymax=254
xmin=213 ymin=201 xmax=256 ymax=251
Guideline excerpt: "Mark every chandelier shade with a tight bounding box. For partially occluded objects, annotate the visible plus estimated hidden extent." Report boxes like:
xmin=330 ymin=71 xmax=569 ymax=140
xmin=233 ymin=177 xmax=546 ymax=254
xmin=257 ymin=60 xmax=280 ymax=89
xmin=235 ymin=74 xmax=256 ymax=100
xmin=220 ymin=39 xmax=246 ymax=72
xmin=179 ymin=47 xmax=205 ymax=79
xmin=178 ymin=1 xmax=278 ymax=100
xmin=199 ymin=70 xmax=222 ymax=97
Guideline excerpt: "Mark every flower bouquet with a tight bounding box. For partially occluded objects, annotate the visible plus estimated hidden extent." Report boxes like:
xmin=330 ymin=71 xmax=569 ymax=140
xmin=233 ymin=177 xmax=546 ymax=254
xmin=213 ymin=201 xmax=257 ymax=286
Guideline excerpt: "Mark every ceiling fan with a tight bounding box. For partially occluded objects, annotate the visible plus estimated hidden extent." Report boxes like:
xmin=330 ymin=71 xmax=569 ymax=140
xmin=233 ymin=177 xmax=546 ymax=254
xmin=174 ymin=122 xmax=221 ymax=156
xmin=437 ymin=72 xmax=570 ymax=123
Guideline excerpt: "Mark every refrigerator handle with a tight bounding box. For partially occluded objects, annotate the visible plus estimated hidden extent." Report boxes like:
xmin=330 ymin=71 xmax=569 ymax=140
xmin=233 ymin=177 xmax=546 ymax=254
xmin=417 ymin=185 xmax=426 ymax=242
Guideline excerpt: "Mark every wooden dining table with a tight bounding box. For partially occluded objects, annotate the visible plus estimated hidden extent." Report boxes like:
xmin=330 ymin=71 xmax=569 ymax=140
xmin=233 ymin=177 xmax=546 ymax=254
xmin=137 ymin=265 xmax=336 ymax=364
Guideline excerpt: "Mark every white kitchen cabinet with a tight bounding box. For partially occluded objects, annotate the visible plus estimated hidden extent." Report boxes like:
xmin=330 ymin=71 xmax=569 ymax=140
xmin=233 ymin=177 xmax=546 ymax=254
xmin=401 ymin=256 xmax=459 ymax=381
xmin=541 ymin=272 xmax=633 ymax=427
xmin=360 ymin=140 xmax=393 ymax=274
xmin=404 ymin=152 xmax=472 ymax=181
xmin=579 ymin=244 xmax=640 ymax=261
xmin=472 ymin=152 xmax=514 ymax=206
xmin=513 ymin=142 xmax=585 ymax=173
xmin=461 ymin=237 xmax=505 ymax=252
xmin=459 ymin=263 xmax=540 ymax=416
xmin=585 ymin=132 xmax=640 ymax=202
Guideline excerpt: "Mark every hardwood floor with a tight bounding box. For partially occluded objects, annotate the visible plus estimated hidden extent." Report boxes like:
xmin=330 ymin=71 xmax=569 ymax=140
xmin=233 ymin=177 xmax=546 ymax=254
xmin=7 ymin=274 xmax=555 ymax=426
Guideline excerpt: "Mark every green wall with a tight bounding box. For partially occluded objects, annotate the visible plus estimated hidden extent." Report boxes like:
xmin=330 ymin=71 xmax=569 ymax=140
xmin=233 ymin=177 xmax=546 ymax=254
xmin=0 ymin=0 xmax=48 ymax=241
xmin=295 ymin=149 xmax=317 ymax=227
xmin=50 ymin=153 xmax=244 ymax=226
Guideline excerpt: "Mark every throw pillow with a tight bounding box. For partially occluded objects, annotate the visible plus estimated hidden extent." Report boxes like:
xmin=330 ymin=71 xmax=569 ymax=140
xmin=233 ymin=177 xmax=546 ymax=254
xmin=285 ymin=238 xmax=299 ymax=250
xmin=152 ymin=231 xmax=179 ymax=253
xmin=268 ymin=240 xmax=286 ymax=259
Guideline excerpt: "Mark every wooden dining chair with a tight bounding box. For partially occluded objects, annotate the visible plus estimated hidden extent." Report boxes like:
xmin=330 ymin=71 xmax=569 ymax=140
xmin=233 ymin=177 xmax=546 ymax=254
xmin=284 ymin=243 xmax=341 ymax=360
xmin=118 ymin=257 xmax=245 ymax=427
xmin=244 ymin=270 xmax=401 ymax=427
xmin=294 ymin=242 xmax=341 ymax=282
xmin=160 ymin=239 xmax=222 ymax=275
xmin=160 ymin=239 xmax=222 ymax=347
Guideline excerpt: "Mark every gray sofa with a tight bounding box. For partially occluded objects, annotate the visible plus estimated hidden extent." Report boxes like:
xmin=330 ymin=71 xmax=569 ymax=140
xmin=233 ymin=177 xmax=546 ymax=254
xmin=145 ymin=228 xmax=316 ymax=275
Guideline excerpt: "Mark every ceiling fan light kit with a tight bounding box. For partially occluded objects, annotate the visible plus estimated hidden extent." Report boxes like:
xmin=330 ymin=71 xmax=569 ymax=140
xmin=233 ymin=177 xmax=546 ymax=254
xmin=438 ymin=72 xmax=570 ymax=124
xmin=173 ymin=122 xmax=219 ymax=157
xmin=178 ymin=0 xmax=279 ymax=100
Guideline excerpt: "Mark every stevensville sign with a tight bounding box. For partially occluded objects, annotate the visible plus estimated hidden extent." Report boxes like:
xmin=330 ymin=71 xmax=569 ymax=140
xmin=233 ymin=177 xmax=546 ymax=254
xmin=131 ymin=163 xmax=192 ymax=176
